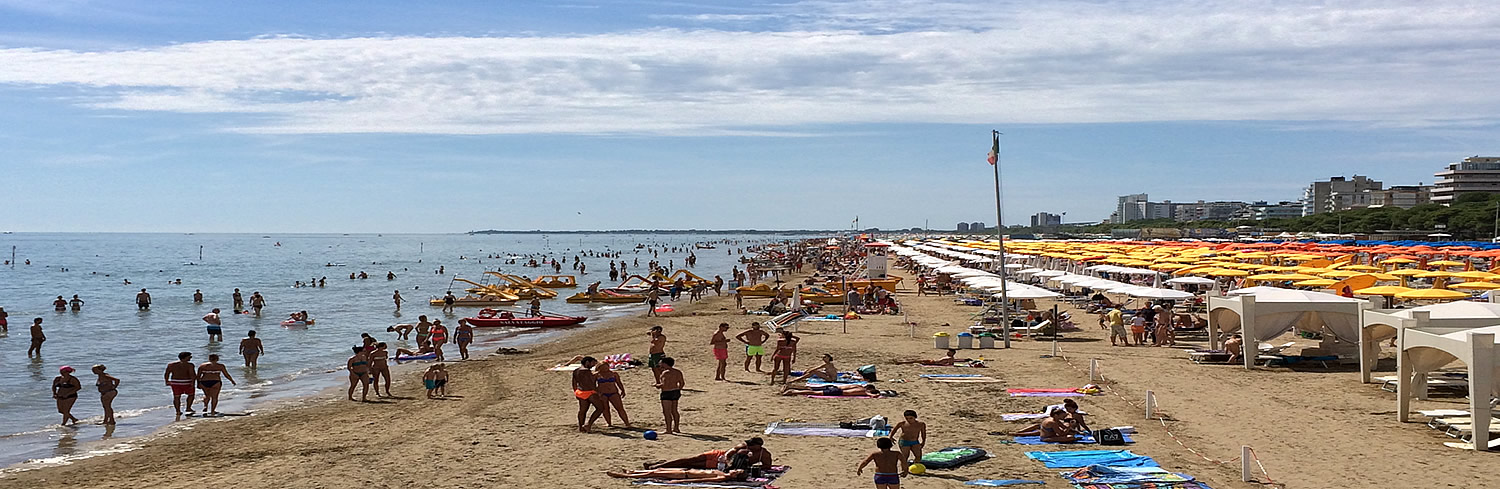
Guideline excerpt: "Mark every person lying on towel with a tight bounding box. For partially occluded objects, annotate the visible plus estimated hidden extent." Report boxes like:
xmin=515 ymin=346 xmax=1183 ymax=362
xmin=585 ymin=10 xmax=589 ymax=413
xmin=780 ymin=383 xmax=881 ymax=397
xmin=1011 ymin=399 xmax=1091 ymax=436
xmin=895 ymin=349 xmax=967 ymax=366
xmin=605 ymin=468 xmax=748 ymax=482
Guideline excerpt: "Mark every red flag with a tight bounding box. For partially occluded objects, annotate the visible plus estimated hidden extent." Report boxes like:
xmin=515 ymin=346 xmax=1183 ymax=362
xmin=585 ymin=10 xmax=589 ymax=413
xmin=987 ymin=132 xmax=999 ymax=165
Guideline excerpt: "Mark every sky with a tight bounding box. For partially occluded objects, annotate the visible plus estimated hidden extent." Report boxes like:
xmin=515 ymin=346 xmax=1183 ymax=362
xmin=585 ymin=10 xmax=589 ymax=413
xmin=1 ymin=0 xmax=1498 ymax=233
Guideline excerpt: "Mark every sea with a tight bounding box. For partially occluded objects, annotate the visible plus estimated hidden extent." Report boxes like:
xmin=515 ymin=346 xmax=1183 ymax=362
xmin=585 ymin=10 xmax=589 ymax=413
xmin=0 ymin=232 xmax=807 ymax=469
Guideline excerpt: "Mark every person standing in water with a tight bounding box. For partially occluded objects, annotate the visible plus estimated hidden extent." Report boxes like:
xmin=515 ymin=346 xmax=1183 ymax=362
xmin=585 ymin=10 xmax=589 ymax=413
xmin=232 ymin=288 xmax=244 ymax=313
xmin=239 ymin=331 xmax=264 ymax=368
xmin=203 ymin=308 xmax=223 ymax=342
xmin=442 ymin=291 xmax=456 ymax=314
xmin=93 ymin=364 xmax=120 ymax=424
xmin=193 ymin=289 xmax=204 ymax=303
xmin=135 ymin=289 xmax=152 ymax=310
xmin=197 ymin=354 xmax=236 ymax=415
xmin=164 ymin=352 xmax=197 ymax=415
xmin=392 ymin=290 xmax=404 ymax=312
xmin=249 ymin=292 xmax=265 ymax=316
xmin=28 ymin=318 xmax=45 ymax=357
xmin=52 ymin=366 xmax=82 ymax=425
xmin=454 ymin=319 xmax=474 ymax=360
xmin=69 ymin=295 xmax=84 ymax=311
xmin=54 ymin=296 xmax=67 ymax=311
xmin=429 ymin=320 xmax=449 ymax=362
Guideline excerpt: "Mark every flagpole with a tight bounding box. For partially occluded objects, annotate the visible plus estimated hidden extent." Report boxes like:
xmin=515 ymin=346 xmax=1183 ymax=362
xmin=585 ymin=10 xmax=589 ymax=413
xmin=992 ymin=130 xmax=1011 ymax=348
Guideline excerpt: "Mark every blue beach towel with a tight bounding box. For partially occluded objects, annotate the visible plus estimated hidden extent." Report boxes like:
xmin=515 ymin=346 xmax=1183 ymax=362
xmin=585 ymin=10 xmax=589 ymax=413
xmin=964 ymin=480 xmax=1046 ymax=486
xmin=1012 ymin=433 xmax=1132 ymax=445
xmin=1061 ymin=465 xmax=1195 ymax=485
xmin=1024 ymin=450 xmax=1158 ymax=469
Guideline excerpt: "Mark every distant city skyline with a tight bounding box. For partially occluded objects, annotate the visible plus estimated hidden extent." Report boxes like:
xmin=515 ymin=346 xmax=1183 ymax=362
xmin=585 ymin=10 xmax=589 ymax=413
xmin=2 ymin=1 xmax=1499 ymax=232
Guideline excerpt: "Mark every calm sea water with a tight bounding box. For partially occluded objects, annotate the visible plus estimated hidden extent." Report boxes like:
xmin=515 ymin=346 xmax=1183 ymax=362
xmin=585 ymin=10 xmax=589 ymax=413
xmin=0 ymin=232 xmax=801 ymax=468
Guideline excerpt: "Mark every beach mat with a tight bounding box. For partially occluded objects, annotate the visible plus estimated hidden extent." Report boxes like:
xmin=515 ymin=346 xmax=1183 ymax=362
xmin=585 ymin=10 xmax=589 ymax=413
xmin=921 ymin=446 xmax=989 ymax=469
xmin=1061 ymin=465 xmax=1195 ymax=486
xmin=964 ymin=480 xmax=1046 ymax=486
xmin=806 ymin=380 xmax=870 ymax=387
xmin=805 ymin=395 xmax=878 ymax=399
xmin=920 ymin=374 xmax=988 ymax=378
xmin=1013 ymin=433 xmax=1132 ymax=445
xmin=1009 ymin=388 xmax=1086 ymax=397
xmin=1024 ymin=450 xmax=1158 ymax=469
xmin=764 ymin=422 xmax=890 ymax=438
xmin=632 ymin=466 xmax=789 ymax=487
xmin=1073 ymin=482 xmax=1212 ymax=489
xmin=927 ymin=376 xmax=1002 ymax=383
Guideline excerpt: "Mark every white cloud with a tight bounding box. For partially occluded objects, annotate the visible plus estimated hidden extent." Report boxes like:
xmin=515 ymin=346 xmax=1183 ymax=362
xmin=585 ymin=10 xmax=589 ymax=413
xmin=0 ymin=0 xmax=1498 ymax=134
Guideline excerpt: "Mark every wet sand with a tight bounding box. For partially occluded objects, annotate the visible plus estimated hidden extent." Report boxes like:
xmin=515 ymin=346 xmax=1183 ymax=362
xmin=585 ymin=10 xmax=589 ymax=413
xmin=1 ymin=270 xmax=1494 ymax=489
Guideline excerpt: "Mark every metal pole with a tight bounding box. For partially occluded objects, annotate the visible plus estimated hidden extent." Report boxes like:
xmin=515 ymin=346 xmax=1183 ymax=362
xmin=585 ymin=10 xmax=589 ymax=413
xmin=993 ymin=130 xmax=1011 ymax=348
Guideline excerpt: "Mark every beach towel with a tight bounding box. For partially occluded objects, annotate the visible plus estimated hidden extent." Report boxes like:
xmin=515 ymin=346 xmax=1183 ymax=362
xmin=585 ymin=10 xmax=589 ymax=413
xmin=1061 ymin=466 xmax=1194 ymax=485
xmin=1013 ymin=433 xmax=1132 ymax=445
xmin=763 ymin=422 xmax=890 ymax=438
xmin=1009 ymin=388 xmax=1088 ymax=397
xmin=631 ymin=466 xmax=789 ymax=487
xmin=919 ymin=374 xmax=987 ymax=378
xmin=1024 ymin=450 xmax=1158 ymax=469
xmin=1002 ymin=413 xmax=1052 ymax=421
xmin=926 ymin=376 xmax=1002 ymax=383
xmin=920 ymin=447 xmax=989 ymax=469
xmin=1072 ymin=483 xmax=1212 ymax=489
xmin=964 ymin=480 xmax=1046 ymax=486
xmin=921 ymin=361 xmax=988 ymax=368
xmin=806 ymin=395 xmax=879 ymax=399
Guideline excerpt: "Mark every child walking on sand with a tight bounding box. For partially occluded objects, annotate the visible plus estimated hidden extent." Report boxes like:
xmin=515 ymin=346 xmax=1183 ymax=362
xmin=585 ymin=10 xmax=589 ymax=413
xmin=434 ymin=364 xmax=449 ymax=397
xmin=856 ymin=437 xmax=907 ymax=489
xmin=890 ymin=410 xmax=927 ymax=465
xmin=423 ymin=364 xmax=442 ymax=399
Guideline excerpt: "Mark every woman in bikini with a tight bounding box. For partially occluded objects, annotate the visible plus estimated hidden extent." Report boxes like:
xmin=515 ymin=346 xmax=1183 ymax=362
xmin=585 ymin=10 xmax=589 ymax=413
xmin=429 ymin=320 xmax=449 ymax=362
xmin=369 ymin=343 xmax=392 ymax=397
xmin=197 ymin=354 xmax=236 ymax=415
xmin=52 ymin=366 xmax=82 ymax=425
xmin=594 ymin=360 xmax=631 ymax=428
xmin=347 ymin=346 xmax=371 ymax=402
xmin=605 ymin=469 xmax=747 ymax=482
xmin=768 ymin=331 xmax=795 ymax=385
xmin=93 ymin=364 xmax=120 ymax=424
xmin=779 ymin=383 xmax=880 ymax=397
xmin=453 ymin=319 xmax=474 ymax=360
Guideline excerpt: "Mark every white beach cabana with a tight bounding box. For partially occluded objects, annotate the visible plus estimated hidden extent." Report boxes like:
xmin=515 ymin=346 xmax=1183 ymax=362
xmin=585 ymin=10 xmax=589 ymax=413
xmin=1397 ymin=326 xmax=1499 ymax=450
xmin=1208 ymin=287 xmax=1372 ymax=368
xmin=1359 ymin=301 xmax=1500 ymax=383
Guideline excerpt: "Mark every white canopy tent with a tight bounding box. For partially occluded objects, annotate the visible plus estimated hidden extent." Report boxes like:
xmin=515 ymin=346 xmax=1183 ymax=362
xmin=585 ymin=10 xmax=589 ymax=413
xmin=1208 ymin=287 xmax=1372 ymax=368
xmin=1359 ymin=300 xmax=1500 ymax=383
xmin=1397 ymin=326 xmax=1500 ymax=450
xmin=1165 ymin=277 xmax=1217 ymax=286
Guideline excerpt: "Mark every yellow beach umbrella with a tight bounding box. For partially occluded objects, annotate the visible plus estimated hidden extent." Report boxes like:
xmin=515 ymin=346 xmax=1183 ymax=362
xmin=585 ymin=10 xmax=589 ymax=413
xmin=1341 ymin=264 xmax=1380 ymax=272
xmin=1380 ymin=257 xmax=1417 ymax=264
xmin=1387 ymin=269 xmax=1426 ymax=276
xmin=1450 ymin=270 xmax=1499 ymax=280
xmin=1450 ymin=282 xmax=1500 ymax=290
xmin=1427 ymin=260 xmax=1467 ymax=267
xmin=1321 ymin=270 xmax=1362 ymax=278
xmin=1294 ymin=279 xmax=1339 ymax=287
xmin=1364 ymin=273 xmax=1401 ymax=281
xmin=1248 ymin=273 xmax=1320 ymax=281
xmin=1207 ymin=269 xmax=1250 ymax=277
xmin=1352 ymin=285 xmax=1413 ymax=296
xmin=1394 ymin=289 xmax=1470 ymax=300
xmin=1414 ymin=270 xmax=1454 ymax=278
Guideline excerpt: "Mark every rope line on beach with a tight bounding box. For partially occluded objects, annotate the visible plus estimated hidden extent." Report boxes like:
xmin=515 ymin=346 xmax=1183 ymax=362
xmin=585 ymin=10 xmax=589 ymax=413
xmin=1052 ymin=345 xmax=1285 ymax=487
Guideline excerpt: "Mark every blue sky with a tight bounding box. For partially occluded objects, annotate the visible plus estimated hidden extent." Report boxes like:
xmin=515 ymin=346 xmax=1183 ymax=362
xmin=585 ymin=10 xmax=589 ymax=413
xmin=2 ymin=0 xmax=1498 ymax=232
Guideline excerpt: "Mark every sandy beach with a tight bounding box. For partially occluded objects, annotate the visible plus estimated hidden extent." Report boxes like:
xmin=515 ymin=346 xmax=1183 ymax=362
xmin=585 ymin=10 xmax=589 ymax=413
xmin=2 ymin=269 xmax=1494 ymax=489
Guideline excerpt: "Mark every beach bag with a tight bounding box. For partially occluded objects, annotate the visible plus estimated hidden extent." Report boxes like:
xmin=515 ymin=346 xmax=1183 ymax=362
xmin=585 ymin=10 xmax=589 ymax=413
xmin=920 ymin=446 xmax=988 ymax=469
xmin=857 ymin=365 xmax=878 ymax=381
xmin=1095 ymin=429 xmax=1126 ymax=446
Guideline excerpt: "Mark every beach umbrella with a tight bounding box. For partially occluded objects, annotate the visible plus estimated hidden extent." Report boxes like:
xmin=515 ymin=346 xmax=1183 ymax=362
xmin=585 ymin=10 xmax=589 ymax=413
xmin=1427 ymin=260 xmax=1466 ymax=267
xmin=1352 ymin=285 xmax=1413 ymax=296
xmin=1394 ymin=289 xmax=1470 ymax=300
xmin=1164 ymin=276 xmax=1216 ymax=285
xmin=1320 ymin=270 xmax=1362 ymax=278
xmin=1294 ymin=279 xmax=1339 ymax=287
xmin=1414 ymin=270 xmax=1454 ymax=279
xmin=1450 ymin=282 xmax=1500 ymax=290
xmin=1387 ymin=269 xmax=1426 ymax=276
xmin=1207 ymin=269 xmax=1249 ymax=277
xmin=1450 ymin=270 xmax=1499 ymax=280
xmin=1248 ymin=273 xmax=1320 ymax=281
xmin=1340 ymin=264 xmax=1381 ymax=272
xmin=1124 ymin=287 xmax=1195 ymax=299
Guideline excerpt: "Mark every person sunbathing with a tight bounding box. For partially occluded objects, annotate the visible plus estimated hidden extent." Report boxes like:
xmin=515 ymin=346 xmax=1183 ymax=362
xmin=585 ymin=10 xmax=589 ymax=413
xmin=1010 ymin=399 xmax=1090 ymax=435
xmin=605 ymin=468 xmax=747 ymax=482
xmin=786 ymin=354 xmax=838 ymax=383
xmin=1037 ymin=409 xmax=1078 ymax=442
xmin=1223 ymin=334 xmax=1244 ymax=364
xmin=895 ymin=349 xmax=966 ymax=366
xmin=394 ymin=344 xmax=435 ymax=360
xmin=780 ymin=383 xmax=880 ymax=397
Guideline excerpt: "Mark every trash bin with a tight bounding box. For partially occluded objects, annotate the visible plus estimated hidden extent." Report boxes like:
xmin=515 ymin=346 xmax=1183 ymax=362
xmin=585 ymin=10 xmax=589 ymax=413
xmin=934 ymin=332 xmax=951 ymax=349
xmin=956 ymin=332 xmax=974 ymax=349
xmin=977 ymin=333 xmax=996 ymax=349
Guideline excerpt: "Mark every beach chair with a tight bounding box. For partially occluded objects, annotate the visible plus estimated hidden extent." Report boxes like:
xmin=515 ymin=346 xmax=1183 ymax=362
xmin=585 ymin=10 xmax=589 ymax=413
xmin=1188 ymin=350 xmax=1231 ymax=364
xmin=1378 ymin=374 xmax=1468 ymax=393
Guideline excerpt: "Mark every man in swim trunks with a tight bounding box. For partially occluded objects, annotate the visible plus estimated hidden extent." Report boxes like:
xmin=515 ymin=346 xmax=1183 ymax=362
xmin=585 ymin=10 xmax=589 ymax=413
xmin=735 ymin=322 xmax=770 ymax=373
xmin=710 ymin=323 xmax=730 ymax=381
xmin=890 ymin=410 xmax=927 ymax=465
xmin=239 ymin=330 xmax=264 ymax=368
xmin=1106 ymin=307 xmax=1128 ymax=346
xmin=656 ymin=357 xmax=684 ymax=434
xmin=203 ymin=308 xmax=223 ymax=342
xmin=648 ymin=326 xmax=668 ymax=383
xmin=857 ymin=437 xmax=907 ymax=489
xmin=197 ymin=354 xmax=236 ymax=415
xmin=572 ymin=356 xmax=606 ymax=432
xmin=164 ymin=352 xmax=198 ymax=415
xmin=895 ymin=349 xmax=964 ymax=366
xmin=645 ymin=288 xmax=660 ymax=317
xmin=136 ymin=288 xmax=152 ymax=310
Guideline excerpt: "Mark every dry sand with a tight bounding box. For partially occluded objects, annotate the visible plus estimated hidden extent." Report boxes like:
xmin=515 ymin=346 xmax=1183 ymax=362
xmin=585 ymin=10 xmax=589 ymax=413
xmin=1 ymin=269 xmax=1494 ymax=489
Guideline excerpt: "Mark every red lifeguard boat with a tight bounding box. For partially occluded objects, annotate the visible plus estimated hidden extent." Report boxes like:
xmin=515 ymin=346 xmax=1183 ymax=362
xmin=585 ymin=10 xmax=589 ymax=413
xmin=465 ymin=309 xmax=588 ymax=328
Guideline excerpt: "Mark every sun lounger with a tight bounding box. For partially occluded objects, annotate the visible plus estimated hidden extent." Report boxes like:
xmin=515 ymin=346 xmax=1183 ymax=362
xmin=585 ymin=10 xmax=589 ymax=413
xmin=1262 ymin=354 xmax=1340 ymax=368
xmin=1380 ymin=377 xmax=1468 ymax=393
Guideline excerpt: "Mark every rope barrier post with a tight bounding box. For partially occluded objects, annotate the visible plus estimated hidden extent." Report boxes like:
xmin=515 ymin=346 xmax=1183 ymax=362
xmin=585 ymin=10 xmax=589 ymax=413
xmin=1089 ymin=359 xmax=1098 ymax=382
xmin=1144 ymin=390 xmax=1156 ymax=419
xmin=1241 ymin=446 xmax=1253 ymax=482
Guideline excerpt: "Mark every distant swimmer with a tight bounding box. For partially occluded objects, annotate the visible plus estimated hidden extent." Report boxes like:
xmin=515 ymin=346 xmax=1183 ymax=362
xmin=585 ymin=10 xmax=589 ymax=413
xmin=387 ymin=271 xmax=396 ymax=280
xmin=233 ymin=288 xmax=244 ymax=313
xmin=203 ymin=308 xmax=223 ymax=342
xmin=196 ymin=354 xmax=235 ymax=415
xmin=393 ymin=290 xmax=404 ymax=312
xmin=69 ymin=294 xmax=83 ymax=310
xmin=193 ymin=289 xmax=204 ymax=303
xmin=135 ymin=288 xmax=151 ymax=310
xmin=0 ymin=307 xmax=9 ymax=333
xmin=239 ymin=331 xmax=263 ymax=368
